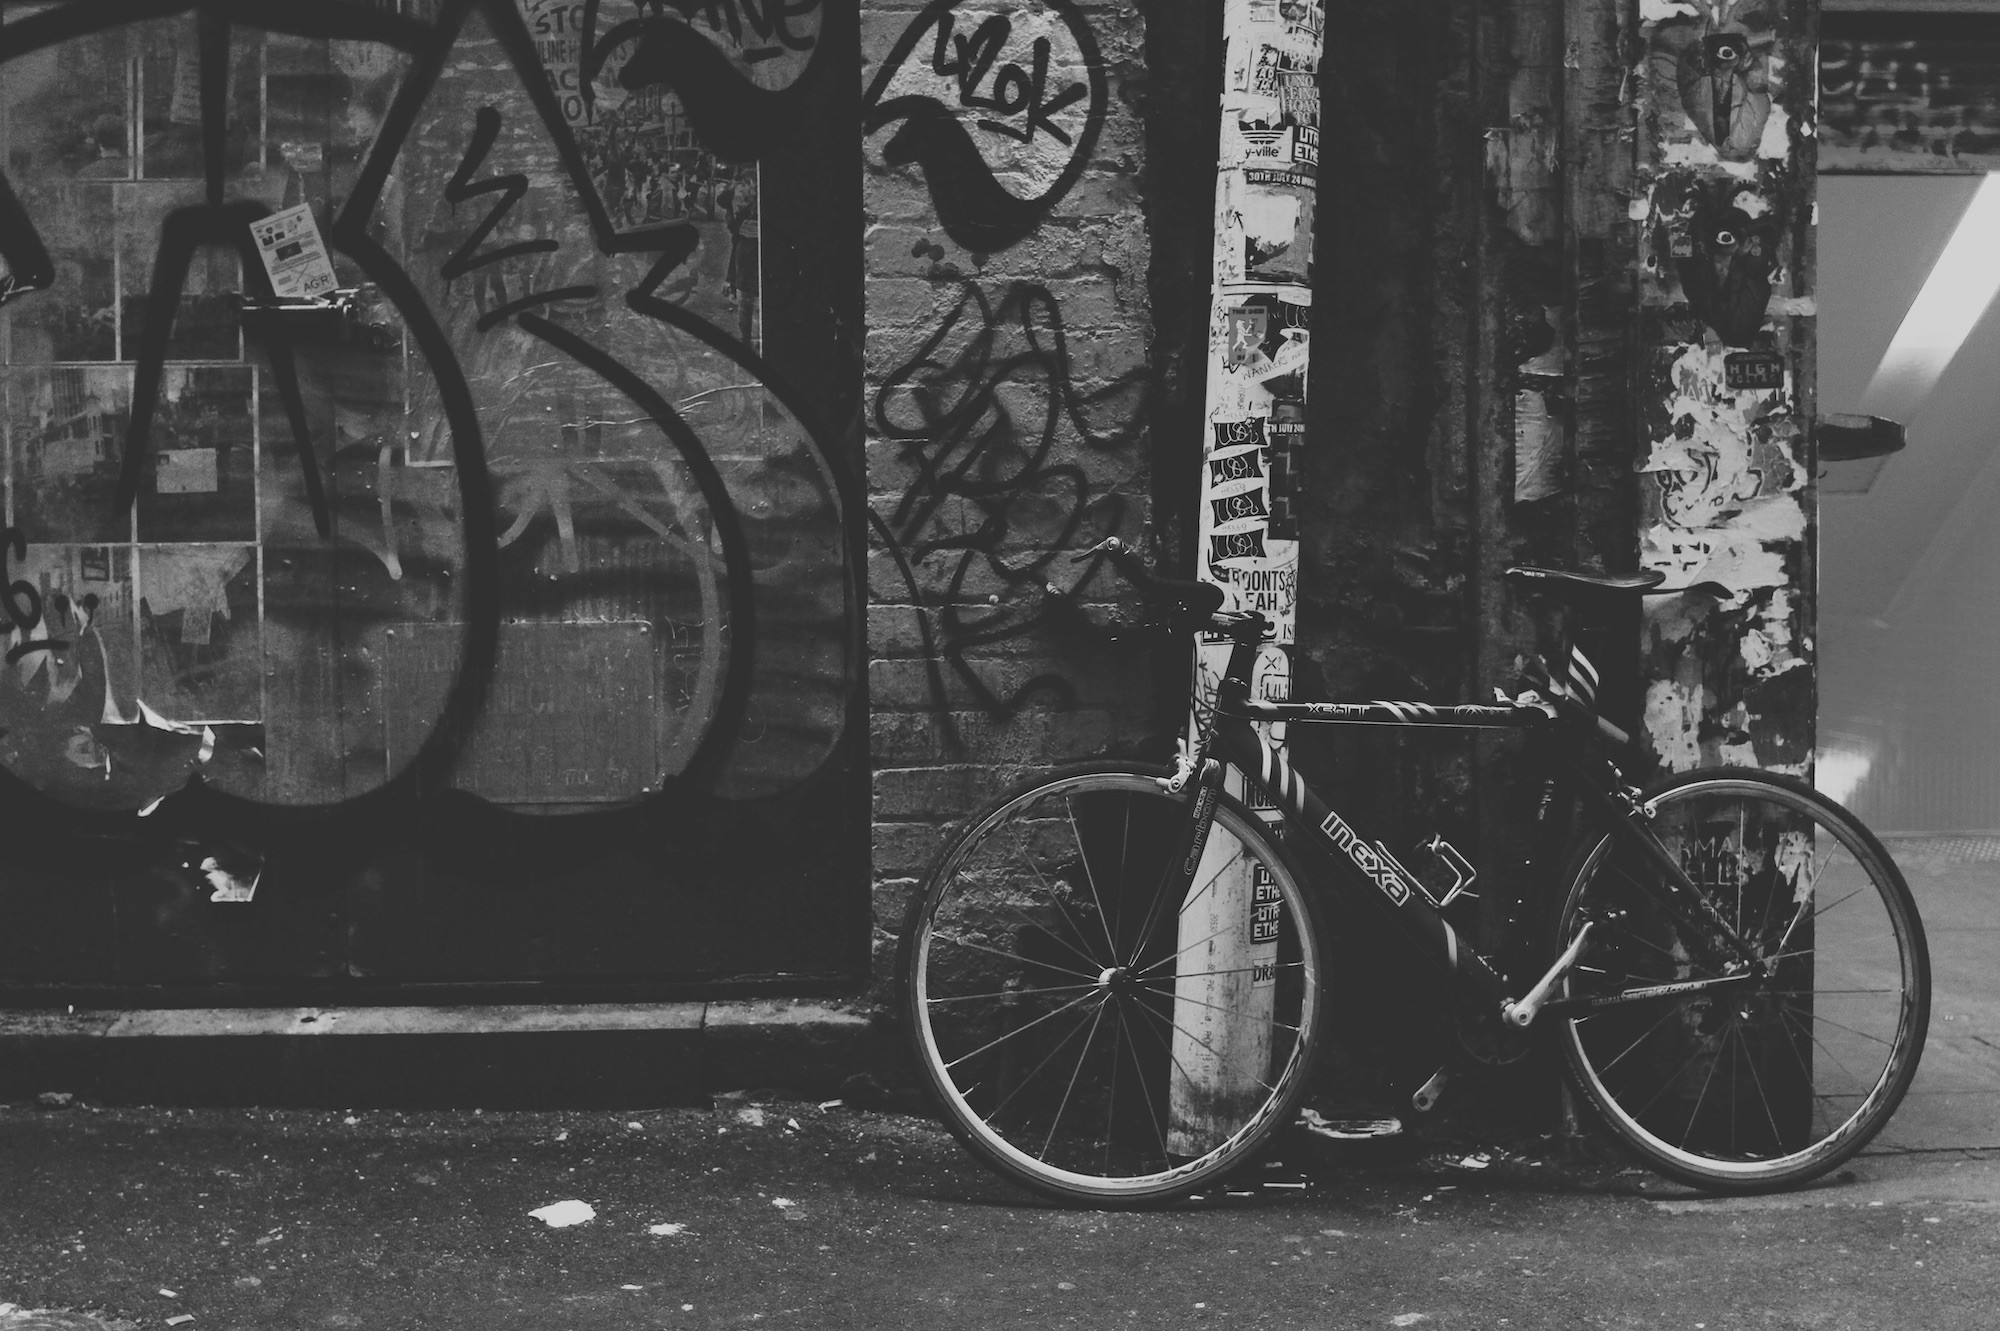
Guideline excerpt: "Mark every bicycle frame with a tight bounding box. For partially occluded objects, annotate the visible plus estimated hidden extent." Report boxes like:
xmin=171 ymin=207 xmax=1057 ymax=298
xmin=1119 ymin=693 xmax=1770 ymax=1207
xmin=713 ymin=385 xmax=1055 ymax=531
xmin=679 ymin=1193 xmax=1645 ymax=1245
xmin=1179 ymin=620 xmax=1770 ymax=1027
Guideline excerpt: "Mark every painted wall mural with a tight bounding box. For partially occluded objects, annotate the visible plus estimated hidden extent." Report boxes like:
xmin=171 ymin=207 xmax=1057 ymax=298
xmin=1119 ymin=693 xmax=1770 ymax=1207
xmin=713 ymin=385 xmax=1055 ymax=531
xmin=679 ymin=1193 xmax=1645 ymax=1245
xmin=1632 ymin=0 xmax=1814 ymax=775
xmin=0 ymin=0 xmax=867 ymax=988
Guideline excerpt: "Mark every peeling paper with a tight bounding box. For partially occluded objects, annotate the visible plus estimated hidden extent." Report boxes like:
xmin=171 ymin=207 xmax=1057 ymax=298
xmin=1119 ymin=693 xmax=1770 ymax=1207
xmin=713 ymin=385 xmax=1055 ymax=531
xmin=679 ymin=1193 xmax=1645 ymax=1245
xmin=1757 ymin=108 xmax=1792 ymax=161
xmin=1662 ymin=140 xmax=1760 ymax=179
xmin=1766 ymin=294 xmax=1816 ymax=318
xmin=1638 ymin=344 xmax=1806 ymax=595
xmin=1716 ymin=740 xmax=1759 ymax=767
xmin=1514 ymin=389 xmax=1563 ymax=502
xmin=1642 ymin=501 xmax=1804 ymax=595
xmin=1639 ymin=0 xmax=1700 ymax=17
xmin=1740 ymin=589 xmax=1806 ymax=678
xmin=1644 ymin=679 xmax=1704 ymax=772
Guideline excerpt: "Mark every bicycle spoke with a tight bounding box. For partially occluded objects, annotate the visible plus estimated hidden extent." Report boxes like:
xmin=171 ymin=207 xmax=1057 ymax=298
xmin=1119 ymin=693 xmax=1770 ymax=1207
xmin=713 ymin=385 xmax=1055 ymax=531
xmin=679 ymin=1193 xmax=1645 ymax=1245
xmin=1001 ymin=825 xmax=1113 ymax=973
xmin=1796 ymin=1007 xmax=1899 ymax=1050
xmin=1115 ymin=795 xmax=1135 ymax=949
xmin=1776 ymin=1004 xmax=1873 ymax=1103
xmin=1131 ymin=979 xmax=1303 ymax=1034
xmin=1677 ymin=1022 xmax=1731 ymax=1153
xmin=927 ymin=932 xmax=1102 ymax=985
xmin=983 ymin=997 xmax=1104 ymax=1126
xmin=1120 ymin=997 xmax=1175 ymax=1165
xmin=1040 ymin=998 xmax=1112 ymax=1160
xmin=1145 ymin=962 xmax=1303 ymax=983
xmin=926 ymin=981 xmax=1098 ymax=1006
xmin=1128 ymin=995 xmax=1280 ymax=1096
xmin=1125 ymin=843 xmax=1236 ymax=973
xmin=1127 ymin=991 xmax=1237 ymax=1139
xmin=1132 ymin=918 xmax=1236 ymax=980
xmin=1068 ymin=796 xmax=1122 ymax=962
xmin=944 ymin=988 xmax=1105 ymax=1070
xmin=1736 ymin=1027 xmax=1789 ymax=1154
xmin=1102 ymin=1005 xmax=1125 ymax=1175
xmin=1582 ymin=999 xmax=1688 ymax=1077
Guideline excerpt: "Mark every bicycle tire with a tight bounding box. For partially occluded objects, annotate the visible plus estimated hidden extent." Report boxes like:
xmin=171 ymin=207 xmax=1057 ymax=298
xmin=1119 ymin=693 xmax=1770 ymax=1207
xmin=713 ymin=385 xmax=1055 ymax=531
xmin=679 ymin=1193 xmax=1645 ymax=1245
xmin=902 ymin=762 xmax=1327 ymax=1207
xmin=1552 ymin=767 xmax=1929 ymax=1191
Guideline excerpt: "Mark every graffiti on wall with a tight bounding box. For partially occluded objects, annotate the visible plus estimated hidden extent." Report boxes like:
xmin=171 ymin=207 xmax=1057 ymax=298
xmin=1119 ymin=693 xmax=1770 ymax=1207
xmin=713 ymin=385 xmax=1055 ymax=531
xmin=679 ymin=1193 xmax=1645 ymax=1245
xmin=872 ymin=273 xmax=1142 ymax=718
xmin=0 ymin=0 xmax=864 ymax=978
xmin=1633 ymin=0 xmax=1813 ymax=774
xmin=864 ymin=0 xmax=1140 ymax=730
xmin=862 ymin=0 xmax=1107 ymax=252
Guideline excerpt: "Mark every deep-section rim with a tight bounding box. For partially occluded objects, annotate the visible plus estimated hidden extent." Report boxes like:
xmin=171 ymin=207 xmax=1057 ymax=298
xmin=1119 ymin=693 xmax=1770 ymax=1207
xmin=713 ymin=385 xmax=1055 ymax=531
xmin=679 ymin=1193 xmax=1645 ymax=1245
xmin=906 ymin=765 xmax=1325 ymax=1205
xmin=1555 ymin=770 xmax=1929 ymax=1190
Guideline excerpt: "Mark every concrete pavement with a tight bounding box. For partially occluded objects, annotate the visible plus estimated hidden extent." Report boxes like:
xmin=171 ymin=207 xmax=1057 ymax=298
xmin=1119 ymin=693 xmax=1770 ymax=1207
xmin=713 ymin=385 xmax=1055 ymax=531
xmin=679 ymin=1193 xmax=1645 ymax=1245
xmin=1872 ymin=836 xmax=2000 ymax=1153
xmin=2 ymin=1095 xmax=1995 ymax=1331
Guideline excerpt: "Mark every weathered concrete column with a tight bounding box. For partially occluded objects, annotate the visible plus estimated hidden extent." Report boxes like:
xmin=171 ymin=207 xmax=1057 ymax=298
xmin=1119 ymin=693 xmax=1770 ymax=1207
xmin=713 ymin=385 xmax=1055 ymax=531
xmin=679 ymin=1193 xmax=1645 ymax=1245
xmin=1630 ymin=0 xmax=1818 ymax=777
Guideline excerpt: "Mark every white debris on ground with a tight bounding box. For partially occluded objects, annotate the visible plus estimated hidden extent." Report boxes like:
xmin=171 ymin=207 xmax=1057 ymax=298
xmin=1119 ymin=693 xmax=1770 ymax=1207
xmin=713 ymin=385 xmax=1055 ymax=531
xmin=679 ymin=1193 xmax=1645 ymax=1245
xmin=1297 ymin=1108 xmax=1403 ymax=1140
xmin=735 ymin=1107 xmax=767 ymax=1127
xmin=0 ymin=1307 xmax=141 ymax=1331
xmin=648 ymin=1223 xmax=688 ymax=1237
xmin=529 ymin=1200 xmax=596 ymax=1228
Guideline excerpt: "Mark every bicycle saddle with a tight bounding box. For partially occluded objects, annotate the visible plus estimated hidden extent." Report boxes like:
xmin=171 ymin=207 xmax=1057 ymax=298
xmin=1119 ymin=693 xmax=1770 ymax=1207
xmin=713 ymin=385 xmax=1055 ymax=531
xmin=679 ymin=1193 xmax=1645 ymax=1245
xmin=1504 ymin=565 xmax=1666 ymax=596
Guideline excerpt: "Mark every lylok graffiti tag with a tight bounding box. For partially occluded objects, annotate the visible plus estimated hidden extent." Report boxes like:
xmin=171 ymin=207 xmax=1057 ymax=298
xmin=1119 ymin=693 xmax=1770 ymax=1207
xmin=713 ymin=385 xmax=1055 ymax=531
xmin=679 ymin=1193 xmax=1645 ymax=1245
xmin=863 ymin=0 xmax=1107 ymax=250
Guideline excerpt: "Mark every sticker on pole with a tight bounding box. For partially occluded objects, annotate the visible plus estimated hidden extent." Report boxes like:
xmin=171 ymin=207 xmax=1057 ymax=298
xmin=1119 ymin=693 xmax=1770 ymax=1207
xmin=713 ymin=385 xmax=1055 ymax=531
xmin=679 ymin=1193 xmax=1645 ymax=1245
xmin=250 ymin=204 xmax=338 ymax=302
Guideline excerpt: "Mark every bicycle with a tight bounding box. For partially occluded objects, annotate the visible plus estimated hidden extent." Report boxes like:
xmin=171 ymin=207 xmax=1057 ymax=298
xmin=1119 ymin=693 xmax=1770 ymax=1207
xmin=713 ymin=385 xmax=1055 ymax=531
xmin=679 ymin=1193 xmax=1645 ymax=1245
xmin=900 ymin=538 xmax=1929 ymax=1206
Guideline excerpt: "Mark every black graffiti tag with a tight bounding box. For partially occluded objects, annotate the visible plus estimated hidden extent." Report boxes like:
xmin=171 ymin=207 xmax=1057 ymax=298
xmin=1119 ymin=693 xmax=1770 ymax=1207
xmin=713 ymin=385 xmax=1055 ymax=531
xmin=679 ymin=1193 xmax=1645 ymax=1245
xmin=929 ymin=13 xmax=1088 ymax=145
xmin=863 ymin=0 xmax=1106 ymax=252
xmin=873 ymin=276 xmax=1142 ymax=721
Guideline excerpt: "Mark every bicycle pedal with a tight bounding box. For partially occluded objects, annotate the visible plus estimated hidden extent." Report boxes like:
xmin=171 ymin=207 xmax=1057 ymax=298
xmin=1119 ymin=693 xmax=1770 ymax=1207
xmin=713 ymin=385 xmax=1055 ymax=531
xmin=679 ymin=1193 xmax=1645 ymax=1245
xmin=1410 ymin=1067 xmax=1449 ymax=1114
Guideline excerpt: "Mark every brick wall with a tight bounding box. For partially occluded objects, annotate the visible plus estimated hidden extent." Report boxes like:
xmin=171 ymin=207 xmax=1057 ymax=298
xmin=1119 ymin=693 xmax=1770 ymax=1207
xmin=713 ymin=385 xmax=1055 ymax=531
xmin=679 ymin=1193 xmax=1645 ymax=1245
xmin=858 ymin=0 xmax=1171 ymax=986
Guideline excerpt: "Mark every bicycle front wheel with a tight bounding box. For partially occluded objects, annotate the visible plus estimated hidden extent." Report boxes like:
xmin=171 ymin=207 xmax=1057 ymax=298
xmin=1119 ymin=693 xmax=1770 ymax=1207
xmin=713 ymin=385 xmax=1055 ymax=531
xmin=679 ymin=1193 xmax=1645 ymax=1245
xmin=1553 ymin=768 xmax=1929 ymax=1191
xmin=903 ymin=763 xmax=1326 ymax=1206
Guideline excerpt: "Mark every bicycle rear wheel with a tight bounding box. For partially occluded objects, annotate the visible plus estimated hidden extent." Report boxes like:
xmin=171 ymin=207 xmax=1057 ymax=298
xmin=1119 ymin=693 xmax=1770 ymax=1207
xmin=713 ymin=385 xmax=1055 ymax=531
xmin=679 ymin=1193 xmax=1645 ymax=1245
xmin=903 ymin=763 xmax=1326 ymax=1206
xmin=1553 ymin=768 xmax=1928 ymax=1191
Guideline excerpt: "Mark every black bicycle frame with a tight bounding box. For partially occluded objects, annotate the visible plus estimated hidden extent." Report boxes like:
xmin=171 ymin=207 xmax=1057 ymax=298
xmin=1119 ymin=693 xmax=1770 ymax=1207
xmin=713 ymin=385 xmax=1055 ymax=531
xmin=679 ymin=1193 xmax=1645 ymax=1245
xmin=1185 ymin=622 xmax=1768 ymax=1019
xmin=1209 ymin=708 xmax=1524 ymax=1010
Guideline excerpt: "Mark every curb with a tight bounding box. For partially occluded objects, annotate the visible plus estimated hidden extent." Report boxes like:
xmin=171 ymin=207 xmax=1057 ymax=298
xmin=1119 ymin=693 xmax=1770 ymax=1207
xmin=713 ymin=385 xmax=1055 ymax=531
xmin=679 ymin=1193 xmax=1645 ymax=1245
xmin=0 ymin=1001 xmax=906 ymax=1109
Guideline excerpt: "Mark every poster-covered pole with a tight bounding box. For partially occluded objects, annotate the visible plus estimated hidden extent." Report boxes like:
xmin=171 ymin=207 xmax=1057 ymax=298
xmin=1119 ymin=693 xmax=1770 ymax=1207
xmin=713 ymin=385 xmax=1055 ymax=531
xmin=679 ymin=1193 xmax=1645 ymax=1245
xmin=1169 ymin=0 xmax=1324 ymax=1152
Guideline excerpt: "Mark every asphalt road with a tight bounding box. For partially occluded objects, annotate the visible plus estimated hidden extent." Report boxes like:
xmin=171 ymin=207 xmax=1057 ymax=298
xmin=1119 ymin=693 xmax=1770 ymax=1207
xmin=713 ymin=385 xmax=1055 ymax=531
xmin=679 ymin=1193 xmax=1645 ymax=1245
xmin=2 ymin=1097 xmax=1995 ymax=1330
